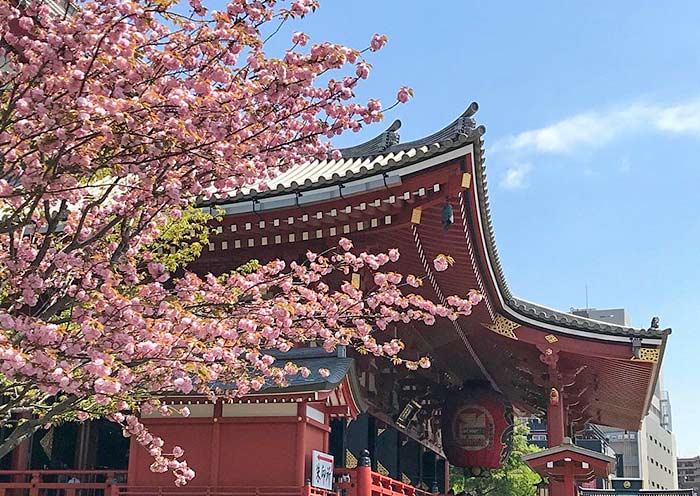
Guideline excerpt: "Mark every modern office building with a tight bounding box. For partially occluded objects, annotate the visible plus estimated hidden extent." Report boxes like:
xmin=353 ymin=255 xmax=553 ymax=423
xmin=678 ymin=456 xmax=700 ymax=495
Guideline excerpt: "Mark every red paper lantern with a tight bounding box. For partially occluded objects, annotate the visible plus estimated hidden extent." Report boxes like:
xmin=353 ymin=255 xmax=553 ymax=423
xmin=441 ymin=383 xmax=514 ymax=470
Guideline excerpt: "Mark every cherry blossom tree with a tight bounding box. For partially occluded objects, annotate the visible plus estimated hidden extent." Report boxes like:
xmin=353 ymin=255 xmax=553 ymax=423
xmin=0 ymin=0 xmax=475 ymax=484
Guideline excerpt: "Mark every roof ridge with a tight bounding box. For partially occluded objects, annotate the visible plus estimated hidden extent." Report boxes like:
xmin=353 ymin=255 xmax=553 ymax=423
xmin=338 ymin=119 xmax=402 ymax=158
xmin=386 ymin=102 xmax=479 ymax=152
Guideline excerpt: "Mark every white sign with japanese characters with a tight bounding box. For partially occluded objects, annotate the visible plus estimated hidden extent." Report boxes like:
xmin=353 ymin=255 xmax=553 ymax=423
xmin=311 ymin=450 xmax=334 ymax=490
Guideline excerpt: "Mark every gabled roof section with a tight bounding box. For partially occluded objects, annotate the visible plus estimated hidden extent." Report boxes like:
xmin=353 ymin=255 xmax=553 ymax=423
xmin=210 ymin=103 xmax=483 ymax=205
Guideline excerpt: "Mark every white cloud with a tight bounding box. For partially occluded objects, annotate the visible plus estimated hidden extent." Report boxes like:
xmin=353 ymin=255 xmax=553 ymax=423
xmin=500 ymin=163 xmax=531 ymax=190
xmin=656 ymin=102 xmax=700 ymax=133
xmin=493 ymin=100 xmax=700 ymax=155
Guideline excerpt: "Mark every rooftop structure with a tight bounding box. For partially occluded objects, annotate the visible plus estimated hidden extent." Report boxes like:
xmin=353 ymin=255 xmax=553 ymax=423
xmin=0 ymin=104 xmax=671 ymax=496
xmin=678 ymin=456 xmax=700 ymax=495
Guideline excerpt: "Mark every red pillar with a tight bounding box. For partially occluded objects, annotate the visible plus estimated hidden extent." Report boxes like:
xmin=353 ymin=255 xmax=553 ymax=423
xmin=562 ymin=463 xmax=577 ymax=496
xmin=209 ymin=401 xmax=222 ymax=486
xmin=547 ymin=387 xmax=565 ymax=448
xmin=10 ymin=439 xmax=30 ymax=471
xmin=296 ymin=403 xmax=307 ymax=486
xmin=548 ymin=463 xmax=577 ymax=496
xmin=356 ymin=451 xmax=372 ymax=496
xmin=10 ymin=411 xmax=32 ymax=481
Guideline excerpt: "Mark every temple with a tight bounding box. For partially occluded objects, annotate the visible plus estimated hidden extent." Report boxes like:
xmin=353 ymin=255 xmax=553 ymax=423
xmin=0 ymin=104 xmax=672 ymax=496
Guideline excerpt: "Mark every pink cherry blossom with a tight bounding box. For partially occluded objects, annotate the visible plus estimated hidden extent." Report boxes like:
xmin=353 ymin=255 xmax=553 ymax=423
xmin=433 ymin=254 xmax=450 ymax=272
xmin=0 ymin=0 xmax=480 ymax=485
xmin=355 ymin=61 xmax=371 ymax=79
xmin=292 ymin=31 xmax=310 ymax=46
xmin=370 ymin=33 xmax=388 ymax=52
xmin=339 ymin=237 xmax=354 ymax=251
xmin=397 ymin=86 xmax=413 ymax=103
xmin=388 ymin=248 xmax=400 ymax=262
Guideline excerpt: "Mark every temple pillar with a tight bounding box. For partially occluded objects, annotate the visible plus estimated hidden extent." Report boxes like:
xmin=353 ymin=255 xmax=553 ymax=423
xmin=538 ymin=346 xmax=567 ymax=448
xmin=562 ymin=463 xmax=577 ymax=496
xmin=436 ymin=457 xmax=448 ymax=493
xmin=9 ymin=411 xmax=31 ymax=478
xmin=421 ymin=450 xmax=436 ymax=490
xmin=329 ymin=419 xmax=348 ymax=468
xmin=547 ymin=387 xmax=565 ymax=448
xmin=9 ymin=438 xmax=30 ymax=471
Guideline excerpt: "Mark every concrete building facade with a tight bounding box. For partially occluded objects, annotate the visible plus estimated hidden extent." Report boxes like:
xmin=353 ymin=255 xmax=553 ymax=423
xmin=679 ymin=456 xmax=700 ymax=495
xmin=572 ymin=308 xmax=678 ymax=491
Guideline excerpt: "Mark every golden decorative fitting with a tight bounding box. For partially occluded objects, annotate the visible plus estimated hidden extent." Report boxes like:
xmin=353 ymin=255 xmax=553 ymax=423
xmin=545 ymin=334 xmax=559 ymax=343
xmin=411 ymin=207 xmax=422 ymax=224
xmin=462 ymin=172 xmax=472 ymax=188
xmin=632 ymin=347 xmax=660 ymax=363
xmin=377 ymin=461 xmax=390 ymax=476
xmin=483 ymin=315 xmax=520 ymax=340
xmin=345 ymin=449 xmax=358 ymax=468
xmin=401 ymin=474 xmax=412 ymax=484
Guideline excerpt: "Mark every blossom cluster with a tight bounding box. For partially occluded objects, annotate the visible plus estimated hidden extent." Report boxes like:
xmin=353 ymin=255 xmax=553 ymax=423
xmin=0 ymin=0 xmax=470 ymax=485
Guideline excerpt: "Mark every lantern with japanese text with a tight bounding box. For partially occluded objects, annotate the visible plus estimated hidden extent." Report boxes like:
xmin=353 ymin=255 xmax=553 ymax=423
xmin=441 ymin=383 xmax=514 ymax=470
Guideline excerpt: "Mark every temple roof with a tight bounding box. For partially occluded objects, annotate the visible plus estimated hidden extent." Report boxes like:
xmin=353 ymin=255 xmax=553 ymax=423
xmin=213 ymin=103 xmax=482 ymax=204
xmin=212 ymin=347 xmax=355 ymax=394
xmin=211 ymin=102 xmax=669 ymax=342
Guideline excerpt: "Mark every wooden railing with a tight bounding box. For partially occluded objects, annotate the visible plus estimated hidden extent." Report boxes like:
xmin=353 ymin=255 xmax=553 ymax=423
xmin=334 ymin=467 xmax=433 ymax=496
xmin=0 ymin=470 xmax=127 ymax=496
xmin=0 ymin=465 xmax=432 ymax=496
xmin=119 ymin=487 xmax=305 ymax=496
xmin=118 ymin=485 xmax=340 ymax=496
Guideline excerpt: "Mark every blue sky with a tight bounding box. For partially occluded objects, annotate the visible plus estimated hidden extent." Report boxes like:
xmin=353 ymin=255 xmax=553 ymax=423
xmin=272 ymin=1 xmax=700 ymax=456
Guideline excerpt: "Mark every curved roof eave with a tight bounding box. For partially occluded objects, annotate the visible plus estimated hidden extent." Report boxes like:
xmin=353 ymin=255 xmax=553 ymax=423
xmin=469 ymin=136 xmax=671 ymax=342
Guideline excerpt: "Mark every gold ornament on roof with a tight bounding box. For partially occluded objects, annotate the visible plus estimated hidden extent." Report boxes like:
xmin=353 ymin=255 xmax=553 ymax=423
xmin=483 ymin=315 xmax=520 ymax=340
xmin=631 ymin=347 xmax=660 ymax=363
xmin=545 ymin=334 xmax=559 ymax=343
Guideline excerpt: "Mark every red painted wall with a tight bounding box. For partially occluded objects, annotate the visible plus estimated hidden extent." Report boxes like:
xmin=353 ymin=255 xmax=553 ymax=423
xmin=128 ymin=404 xmax=331 ymax=488
xmin=216 ymin=419 xmax=298 ymax=486
xmin=128 ymin=420 xmax=215 ymax=486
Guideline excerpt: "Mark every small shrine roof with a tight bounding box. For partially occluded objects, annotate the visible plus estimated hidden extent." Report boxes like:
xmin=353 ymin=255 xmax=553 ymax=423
xmin=212 ymin=347 xmax=354 ymax=394
xmin=522 ymin=437 xmax=616 ymax=466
